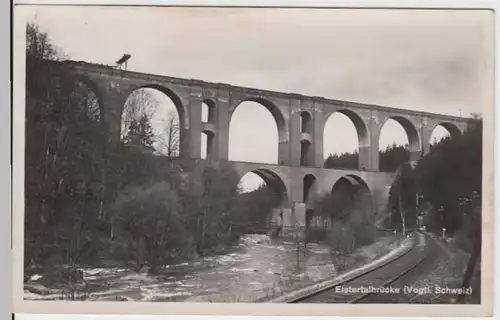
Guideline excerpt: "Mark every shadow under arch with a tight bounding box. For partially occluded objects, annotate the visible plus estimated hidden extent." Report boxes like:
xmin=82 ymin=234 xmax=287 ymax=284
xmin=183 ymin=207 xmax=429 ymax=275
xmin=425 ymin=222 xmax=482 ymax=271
xmin=330 ymin=174 xmax=373 ymax=220
xmin=67 ymin=74 xmax=105 ymax=123
xmin=201 ymin=129 xmax=215 ymax=159
xmin=303 ymin=173 xmax=317 ymax=203
xmin=331 ymin=175 xmax=371 ymax=198
xmin=303 ymin=173 xmax=318 ymax=228
xmin=230 ymin=97 xmax=288 ymax=142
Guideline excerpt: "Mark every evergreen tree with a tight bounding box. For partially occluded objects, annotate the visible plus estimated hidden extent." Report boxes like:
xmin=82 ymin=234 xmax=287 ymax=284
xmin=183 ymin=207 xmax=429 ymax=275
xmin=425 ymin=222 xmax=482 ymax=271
xmin=323 ymin=144 xmax=410 ymax=172
xmin=138 ymin=114 xmax=155 ymax=151
xmin=387 ymin=161 xmax=417 ymax=232
xmin=123 ymin=119 xmax=141 ymax=147
xmin=123 ymin=114 xmax=155 ymax=153
xmin=324 ymin=151 xmax=358 ymax=169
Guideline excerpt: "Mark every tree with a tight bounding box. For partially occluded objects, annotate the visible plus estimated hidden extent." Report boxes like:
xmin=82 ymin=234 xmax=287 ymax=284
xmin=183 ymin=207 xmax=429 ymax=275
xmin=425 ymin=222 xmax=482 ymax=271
xmin=121 ymin=89 xmax=158 ymax=140
xmin=324 ymin=151 xmax=358 ymax=169
xmin=25 ymin=21 xmax=107 ymax=268
xmin=122 ymin=114 xmax=156 ymax=153
xmin=412 ymin=117 xmax=482 ymax=303
xmin=26 ymin=22 xmax=66 ymax=60
xmin=23 ymin=21 xmax=264 ymax=276
xmin=233 ymin=185 xmax=279 ymax=231
xmin=379 ymin=144 xmax=410 ymax=172
xmin=138 ymin=114 xmax=155 ymax=150
xmin=109 ymin=182 xmax=189 ymax=270
xmin=414 ymin=118 xmax=482 ymax=233
xmin=388 ymin=161 xmax=417 ymax=233
xmin=180 ymin=160 xmax=242 ymax=254
xmin=155 ymin=110 xmax=181 ymax=158
xmin=323 ymin=144 xmax=410 ymax=172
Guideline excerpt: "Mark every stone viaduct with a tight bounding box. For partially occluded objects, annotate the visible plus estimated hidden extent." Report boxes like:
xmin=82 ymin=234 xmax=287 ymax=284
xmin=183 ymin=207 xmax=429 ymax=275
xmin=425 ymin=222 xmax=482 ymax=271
xmin=51 ymin=60 xmax=470 ymax=230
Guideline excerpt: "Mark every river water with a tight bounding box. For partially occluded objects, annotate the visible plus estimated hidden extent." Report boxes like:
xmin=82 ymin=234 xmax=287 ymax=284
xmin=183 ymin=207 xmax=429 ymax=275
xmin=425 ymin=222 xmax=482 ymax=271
xmin=25 ymin=234 xmax=347 ymax=302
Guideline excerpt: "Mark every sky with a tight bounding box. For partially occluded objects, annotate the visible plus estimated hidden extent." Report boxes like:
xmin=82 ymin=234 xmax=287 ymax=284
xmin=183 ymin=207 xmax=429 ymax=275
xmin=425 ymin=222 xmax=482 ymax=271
xmin=24 ymin=6 xmax=493 ymax=191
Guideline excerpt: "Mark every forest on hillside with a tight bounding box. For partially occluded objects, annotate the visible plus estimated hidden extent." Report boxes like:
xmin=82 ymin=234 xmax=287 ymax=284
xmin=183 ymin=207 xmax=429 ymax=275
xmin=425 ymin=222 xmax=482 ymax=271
xmin=24 ymin=22 xmax=277 ymax=277
xmin=386 ymin=116 xmax=482 ymax=301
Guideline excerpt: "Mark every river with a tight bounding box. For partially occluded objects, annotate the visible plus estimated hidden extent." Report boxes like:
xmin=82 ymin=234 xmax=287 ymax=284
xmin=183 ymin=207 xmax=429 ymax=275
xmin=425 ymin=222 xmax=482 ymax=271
xmin=25 ymin=233 xmax=395 ymax=302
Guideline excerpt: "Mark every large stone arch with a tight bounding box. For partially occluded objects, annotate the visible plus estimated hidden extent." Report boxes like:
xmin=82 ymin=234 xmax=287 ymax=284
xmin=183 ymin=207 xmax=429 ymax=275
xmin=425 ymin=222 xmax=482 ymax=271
xmin=330 ymin=174 xmax=373 ymax=220
xmin=323 ymin=109 xmax=370 ymax=170
xmin=331 ymin=174 xmax=371 ymax=193
xmin=121 ymin=84 xmax=188 ymax=156
xmin=380 ymin=115 xmax=421 ymax=154
xmin=324 ymin=109 xmax=370 ymax=148
xmin=431 ymin=121 xmax=463 ymax=139
xmin=229 ymin=97 xmax=289 ymax=164
xmin=237 ymin=168 xmax=290 ymax=209
xmin=229 ymin=97 xmax=288 ymax=142
xmin=70 ymin=74 xmax=105 ymax=120
xmin=125 ymin=84 xmax=187 ymax=130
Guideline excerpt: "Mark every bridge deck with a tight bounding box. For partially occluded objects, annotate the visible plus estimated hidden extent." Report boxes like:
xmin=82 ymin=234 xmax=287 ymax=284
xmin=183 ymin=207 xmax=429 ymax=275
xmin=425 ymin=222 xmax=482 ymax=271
xmin=55 ymin=59 xmax=469 ymax=122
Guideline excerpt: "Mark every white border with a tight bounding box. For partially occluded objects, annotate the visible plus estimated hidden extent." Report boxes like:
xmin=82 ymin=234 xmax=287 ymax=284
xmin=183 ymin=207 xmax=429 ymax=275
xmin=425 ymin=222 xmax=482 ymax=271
xmin=11 ymin=0 xmax=498 ymax=318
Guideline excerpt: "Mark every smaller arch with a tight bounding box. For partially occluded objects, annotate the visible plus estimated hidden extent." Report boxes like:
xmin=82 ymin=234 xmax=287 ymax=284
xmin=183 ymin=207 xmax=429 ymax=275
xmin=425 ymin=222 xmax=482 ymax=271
xmin=300 ymin=111 xmax=313 ymax=134
xmin=201 ymin=130 xmax=215 ymax=160
xmin=303 ymin=173 xmax=317 ymax=203
xmin=202 ymin=99 xmax=216 ymax=123
xmin=300 ymin=140 xmax=312 ymax=166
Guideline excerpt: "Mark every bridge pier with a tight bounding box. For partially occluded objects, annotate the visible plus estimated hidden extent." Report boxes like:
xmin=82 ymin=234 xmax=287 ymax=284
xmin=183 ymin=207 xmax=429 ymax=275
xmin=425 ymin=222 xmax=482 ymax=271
xmin=271 ymin=205 xmax=307 ymax=238
xmin=214 ymin=90 xmax=230 ymax=161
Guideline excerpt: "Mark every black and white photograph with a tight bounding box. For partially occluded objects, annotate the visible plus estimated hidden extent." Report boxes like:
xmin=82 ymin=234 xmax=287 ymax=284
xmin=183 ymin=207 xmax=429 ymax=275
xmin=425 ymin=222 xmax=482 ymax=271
xmin=13 ymin=3 xmax=494 ymax=317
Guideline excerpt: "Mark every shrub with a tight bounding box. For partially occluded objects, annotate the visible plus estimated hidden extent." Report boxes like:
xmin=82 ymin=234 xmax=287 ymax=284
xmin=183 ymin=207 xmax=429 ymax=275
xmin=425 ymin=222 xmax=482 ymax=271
xmin=109 ymin=182 xmax=194 ymax=270
xmin=325 ymin=223 xmax=356 ymax=272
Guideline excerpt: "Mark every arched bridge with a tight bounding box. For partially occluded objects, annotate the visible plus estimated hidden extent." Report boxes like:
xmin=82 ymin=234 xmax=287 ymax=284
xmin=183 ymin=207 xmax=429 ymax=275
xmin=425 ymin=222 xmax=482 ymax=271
xmin=46 ymin=59 xmax=470 ymax=232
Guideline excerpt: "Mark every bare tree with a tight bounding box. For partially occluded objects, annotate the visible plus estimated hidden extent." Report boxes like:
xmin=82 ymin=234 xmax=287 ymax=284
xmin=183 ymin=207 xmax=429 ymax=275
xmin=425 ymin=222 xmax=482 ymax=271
xmin=155 ymin=110 xmax=181 ymax=158
xmin=26 ymin=21 xmax=67 ymax=60
xmin=121 ymin=89 xmax=159 ymax=140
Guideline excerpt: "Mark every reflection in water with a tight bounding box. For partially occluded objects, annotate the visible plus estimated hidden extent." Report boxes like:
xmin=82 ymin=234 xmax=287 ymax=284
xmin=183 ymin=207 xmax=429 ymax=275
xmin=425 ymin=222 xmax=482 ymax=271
xmin=26 ymin=234 xmax=339 ymax=302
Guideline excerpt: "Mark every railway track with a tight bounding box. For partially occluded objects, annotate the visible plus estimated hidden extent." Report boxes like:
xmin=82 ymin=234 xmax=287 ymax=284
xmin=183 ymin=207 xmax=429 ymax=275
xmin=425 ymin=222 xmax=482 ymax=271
xmin=358 ymin=233 xmax=442 ymax=304
xmin=285 ymin=232 xmax=429 ymax=304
